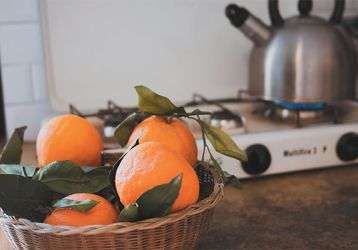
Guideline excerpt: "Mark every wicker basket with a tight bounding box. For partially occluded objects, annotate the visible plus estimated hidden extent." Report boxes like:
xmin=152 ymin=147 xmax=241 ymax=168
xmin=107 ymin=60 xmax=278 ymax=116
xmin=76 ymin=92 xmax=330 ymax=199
xmin=0 ymin=164 xmax=224 ymax=250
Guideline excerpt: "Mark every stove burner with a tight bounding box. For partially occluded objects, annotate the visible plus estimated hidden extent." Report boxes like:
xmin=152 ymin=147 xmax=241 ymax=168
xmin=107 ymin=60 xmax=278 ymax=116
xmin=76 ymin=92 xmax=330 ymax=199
xmin=185 ymin=94 xmax=246 ymax=131
xmin=274 ymin=100 xmax=326 ymax=111
xmin=253 ymin=100 xmax=341 ymax=128
xmin=210 ymin=110 xmax=243 ymax=130
xmin=69 ymin=101 xmax=138 ymax=138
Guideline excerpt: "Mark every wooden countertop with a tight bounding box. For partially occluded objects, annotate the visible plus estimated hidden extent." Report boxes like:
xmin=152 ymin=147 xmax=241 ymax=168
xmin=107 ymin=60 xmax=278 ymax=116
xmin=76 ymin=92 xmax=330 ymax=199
xmin=198 ymin=165 xmax=358 ymax=250
xmin=1 ymin=144 xmax=357 ymax=249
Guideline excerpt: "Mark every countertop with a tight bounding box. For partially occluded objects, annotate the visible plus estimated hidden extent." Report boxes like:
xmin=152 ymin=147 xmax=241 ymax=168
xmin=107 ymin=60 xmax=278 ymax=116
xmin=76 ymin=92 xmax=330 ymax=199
xmin=1 ymin=144 xmax=357 ymax=249
xmin=198 ymin=165 xmax=358 ymax=250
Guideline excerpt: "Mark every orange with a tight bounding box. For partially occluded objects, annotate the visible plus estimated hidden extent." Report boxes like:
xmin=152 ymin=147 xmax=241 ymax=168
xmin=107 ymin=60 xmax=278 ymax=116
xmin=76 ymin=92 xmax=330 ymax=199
xmin=115 ymin=142 xmax=199 ymax=212
xmin=36 ymin=114 xmax=103 ymax=167
xmin=128 ymin=116 xmax=197 ymax=166
xmin=45 ymin=193 xmax=117 ymax=226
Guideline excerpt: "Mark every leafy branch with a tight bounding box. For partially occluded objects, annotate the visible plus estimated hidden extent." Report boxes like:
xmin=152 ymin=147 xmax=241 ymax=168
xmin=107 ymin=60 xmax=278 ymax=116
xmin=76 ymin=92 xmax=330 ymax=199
xmin=114 ymin=85 xmax=247 ymax=177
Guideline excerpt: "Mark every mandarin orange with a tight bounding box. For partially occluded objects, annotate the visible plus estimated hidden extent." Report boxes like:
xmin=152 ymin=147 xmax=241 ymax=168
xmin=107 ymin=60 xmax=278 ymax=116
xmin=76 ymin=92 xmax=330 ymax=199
xmin=128 ymin=116 xmax=197 ymax=166
xmin=115 ymin=142 xmax=199 ymax=212
xmin=36 ymin=114 xmax=103 ymax=167
xmin=45 ymin=193 xmax=117 ymax=226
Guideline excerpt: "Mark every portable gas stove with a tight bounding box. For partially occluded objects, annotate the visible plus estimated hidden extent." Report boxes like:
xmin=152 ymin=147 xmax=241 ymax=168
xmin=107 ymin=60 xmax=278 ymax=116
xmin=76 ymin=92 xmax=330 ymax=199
xmin=69 ymin=93 xmax=358 ymax=179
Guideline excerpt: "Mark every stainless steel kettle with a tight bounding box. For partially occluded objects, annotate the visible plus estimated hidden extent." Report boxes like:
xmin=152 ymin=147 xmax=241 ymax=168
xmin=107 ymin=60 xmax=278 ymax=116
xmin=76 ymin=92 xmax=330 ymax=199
xmin=225 ymin=0 xmax=356 ymax=103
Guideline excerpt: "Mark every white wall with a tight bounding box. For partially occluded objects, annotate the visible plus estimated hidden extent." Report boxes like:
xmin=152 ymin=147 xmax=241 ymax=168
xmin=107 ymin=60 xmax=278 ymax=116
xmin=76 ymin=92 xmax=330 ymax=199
xmin=1 ymin=0 xmax=358 ymax=141
xmin=0 ymin=0 xmax=52 ymax=141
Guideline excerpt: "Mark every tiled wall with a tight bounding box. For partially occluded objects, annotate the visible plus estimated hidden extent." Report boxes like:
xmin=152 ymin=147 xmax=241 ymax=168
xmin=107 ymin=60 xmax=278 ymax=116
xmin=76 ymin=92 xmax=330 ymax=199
xmin=1 ymin=0 xmax=358 ymax=141
xmin=0 ymin=0 xmax=52 ymax=141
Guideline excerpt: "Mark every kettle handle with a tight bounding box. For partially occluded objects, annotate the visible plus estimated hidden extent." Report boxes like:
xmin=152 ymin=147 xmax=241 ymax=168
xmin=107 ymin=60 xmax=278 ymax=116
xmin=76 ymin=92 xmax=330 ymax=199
xmin=329 ymin=0 xmax=345 ymax=24
xmin=270 ymin=0 xmax=345 ymax=25
xmin=268 ymin=0 xmax=284 ymax=27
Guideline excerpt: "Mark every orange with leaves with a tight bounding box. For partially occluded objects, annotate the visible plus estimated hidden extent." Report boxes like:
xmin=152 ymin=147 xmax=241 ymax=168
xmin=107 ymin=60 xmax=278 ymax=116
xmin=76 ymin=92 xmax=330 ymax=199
xmin=45 ymin=193 xmax=117 ymax=226
xmin=115 ymin=142 xmax=199 ymax=212
xmin=128 ymin=116 xmax=198 ymax=166
xmin=36 ymin=114 xmax=103 ymax=167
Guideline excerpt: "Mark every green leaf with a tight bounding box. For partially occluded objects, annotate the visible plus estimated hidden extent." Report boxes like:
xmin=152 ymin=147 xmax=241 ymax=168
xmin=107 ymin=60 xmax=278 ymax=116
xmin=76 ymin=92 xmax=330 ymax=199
xmin=0 ymin=126 xmax=27 ymax=164
xmin=119 ymin=203 xmax=139 ymax=222
xmin=199 ymin=121 xmax=247 ymax=162
xmin=33 ymin=161 xmax=110 ymax=194
xmin=52 ymin=198 xmax=98 ymax=213
xmin=136 ymin=174 xmax=182 ymax=220
xmin=114 ymin=112 xmax=145 ymax=147
xmin=135 ymin=85 xmax=178 ymax=115
xmin=109 ymin=139 xmax=140 ymax=209
xmin=0 ymin=164 xmax=37 ymax=177
xmin=0 ymin=174 xmax=53 ymax=222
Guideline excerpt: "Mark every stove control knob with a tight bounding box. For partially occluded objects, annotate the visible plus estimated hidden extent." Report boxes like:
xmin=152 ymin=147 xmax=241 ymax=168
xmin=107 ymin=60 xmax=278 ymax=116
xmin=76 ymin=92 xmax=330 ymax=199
xmin=336 ymin=132 xmax=358 ymax=161
xmin=242 ymin=144 xmax=271 ymax=175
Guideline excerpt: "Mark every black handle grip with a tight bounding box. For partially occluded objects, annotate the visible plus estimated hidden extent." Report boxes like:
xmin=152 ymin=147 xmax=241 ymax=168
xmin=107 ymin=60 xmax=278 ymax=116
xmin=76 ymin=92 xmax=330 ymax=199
xmin=268 ymin=0 xmax=284 ymax=27
xmin=298 ymin=0 xmax=313 ymax=16
xmin=225 ymin=4 xmax=250 ymax=28
xmin=330 ymin=0 xmax=345 ymax=24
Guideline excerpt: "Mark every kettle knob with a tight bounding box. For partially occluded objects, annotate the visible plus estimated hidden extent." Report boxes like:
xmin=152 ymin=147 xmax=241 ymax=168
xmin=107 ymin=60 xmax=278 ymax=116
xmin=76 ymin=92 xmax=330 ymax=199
xmin=225 ymin=4 xmax=250 ymax=28
xmin=298 ymin=0 xmax=312 ymax=17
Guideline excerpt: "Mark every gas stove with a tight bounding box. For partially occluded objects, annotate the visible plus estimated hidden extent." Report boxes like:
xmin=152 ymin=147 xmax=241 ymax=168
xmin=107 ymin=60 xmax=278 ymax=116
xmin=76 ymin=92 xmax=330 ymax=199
xmin=184 ymin=98 xmax=358 ymax=179
xmin=69 ymin=94 xmax=358 ymax=179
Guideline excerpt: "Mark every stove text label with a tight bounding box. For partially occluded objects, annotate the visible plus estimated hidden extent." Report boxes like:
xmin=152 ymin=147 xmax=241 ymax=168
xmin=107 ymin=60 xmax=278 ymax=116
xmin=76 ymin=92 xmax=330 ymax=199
xmin=283 ymin=146 xmax=321 ymax=157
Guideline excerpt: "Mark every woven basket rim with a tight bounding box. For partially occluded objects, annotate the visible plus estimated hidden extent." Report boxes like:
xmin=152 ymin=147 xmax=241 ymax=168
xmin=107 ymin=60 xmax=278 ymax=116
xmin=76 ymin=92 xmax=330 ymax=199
xmin=0 ymin=165 xmax=224 ymax=236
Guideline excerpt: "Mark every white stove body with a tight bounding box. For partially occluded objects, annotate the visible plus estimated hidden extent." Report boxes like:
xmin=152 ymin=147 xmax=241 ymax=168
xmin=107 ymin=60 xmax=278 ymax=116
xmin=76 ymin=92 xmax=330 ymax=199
xmin=187 ymin=101 xmax=358 ymax=179
xmin=198 ymin=123 xmax=358 ymax=179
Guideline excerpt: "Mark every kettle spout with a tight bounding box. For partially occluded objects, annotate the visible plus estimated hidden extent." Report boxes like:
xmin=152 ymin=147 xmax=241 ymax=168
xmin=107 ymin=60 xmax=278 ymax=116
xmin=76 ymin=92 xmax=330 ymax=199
xmin=226 ymin=4 xmax=271 ymax=46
